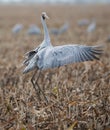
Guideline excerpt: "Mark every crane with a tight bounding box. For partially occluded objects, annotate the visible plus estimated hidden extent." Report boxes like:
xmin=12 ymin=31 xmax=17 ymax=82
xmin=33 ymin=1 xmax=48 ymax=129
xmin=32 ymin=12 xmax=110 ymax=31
xmin=50 ymin=22 xmax=69 ymax=35
xmin=12 ymin=24 xmax=23 ymax=34
xmin=23 ymin=12 xmax=103 ymax=103
xmin=27 ymin=24 xmax=41 ymax=35
xmin=87 ymin=20 xmax=96 ymax=33
xmin=77 ymin=19 xmax=89 ymax=26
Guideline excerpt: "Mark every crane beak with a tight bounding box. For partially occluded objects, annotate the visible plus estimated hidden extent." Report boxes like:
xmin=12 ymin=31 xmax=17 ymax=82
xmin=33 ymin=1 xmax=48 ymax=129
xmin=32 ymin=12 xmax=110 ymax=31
xmin=42 ymin=12 xmax=49 ymax=19
xmin=45 ymin=14 xmax=49 ymax=19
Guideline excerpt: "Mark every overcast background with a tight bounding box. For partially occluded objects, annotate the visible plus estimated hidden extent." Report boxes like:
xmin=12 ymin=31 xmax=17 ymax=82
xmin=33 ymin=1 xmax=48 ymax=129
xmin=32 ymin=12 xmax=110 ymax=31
xmin=0 ymin=0 xmax=110 ymax=4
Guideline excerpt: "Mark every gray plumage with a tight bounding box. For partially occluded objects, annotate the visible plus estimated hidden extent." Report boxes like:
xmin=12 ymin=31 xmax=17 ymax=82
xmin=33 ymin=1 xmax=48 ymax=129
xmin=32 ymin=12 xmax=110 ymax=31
xmin=23 ymin=44 xmax=102 ymax=73
xmin=23 ymin=12 xmax=103 ymax=74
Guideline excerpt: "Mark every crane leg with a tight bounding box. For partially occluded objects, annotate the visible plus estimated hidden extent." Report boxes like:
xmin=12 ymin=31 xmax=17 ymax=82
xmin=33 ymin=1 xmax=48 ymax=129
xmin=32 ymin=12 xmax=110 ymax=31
xmin=31 ymin=69 xmax=48 ymax=103
xmin=35 ymin=70 xmax=48 ymax=104
xmin=31 ymin=69 xmax=41 ymax=101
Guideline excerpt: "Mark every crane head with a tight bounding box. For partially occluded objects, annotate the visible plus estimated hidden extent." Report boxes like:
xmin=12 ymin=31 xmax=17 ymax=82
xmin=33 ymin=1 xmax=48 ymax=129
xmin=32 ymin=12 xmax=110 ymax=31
xmin=42 ymin=12 xmax=49 ymax=20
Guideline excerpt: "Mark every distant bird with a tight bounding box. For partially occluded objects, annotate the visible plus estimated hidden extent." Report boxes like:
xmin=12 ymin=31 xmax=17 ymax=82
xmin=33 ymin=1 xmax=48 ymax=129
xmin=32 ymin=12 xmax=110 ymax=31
xmin=23 ymin=12 xmax=103 ymax=102
xmin=59 ymin=22 xmax=69 ymax=34
xmin=50 ymin=22 xmax=69 ymax=35
xmin=87 ymin=20 xmax=96 ymax=33
xmin=78 ymin=19 xmax=89 ymax=26
xmin=27 ymin=24 xmax=41 ymax=35
xmin=12 ymin=24 xmax=23 ymax=34
xmin=50 ymin=28 xmax=59 ymax=35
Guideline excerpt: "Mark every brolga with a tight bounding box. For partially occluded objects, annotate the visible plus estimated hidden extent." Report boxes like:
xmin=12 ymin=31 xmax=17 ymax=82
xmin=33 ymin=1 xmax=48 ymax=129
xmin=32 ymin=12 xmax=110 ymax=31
xmin=23 ymin=12 xmax=103 ymax=103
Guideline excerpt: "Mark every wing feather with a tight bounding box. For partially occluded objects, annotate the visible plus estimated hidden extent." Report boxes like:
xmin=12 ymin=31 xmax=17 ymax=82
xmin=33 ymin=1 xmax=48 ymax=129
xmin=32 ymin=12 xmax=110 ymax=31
xmin=23 ymin=47 xmax=39 ymax=66
xmin=88 ymin=50 xmax=99 ymax=60
xmin=90 ymin=48 xmax=103 ymax=55
xmin=82 ymin=47 xmax=94 ymax=61
xmin=79 ymin=49 xmax=89 ymax=61
xmin=50 ymin=44 xmax=102 ymax=68
xmin=75 ymin=48 xmax=81 ymax=62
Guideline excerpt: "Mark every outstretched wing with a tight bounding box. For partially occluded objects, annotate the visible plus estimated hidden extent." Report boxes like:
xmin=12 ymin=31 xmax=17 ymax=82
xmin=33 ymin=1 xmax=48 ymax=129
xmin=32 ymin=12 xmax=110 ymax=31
xmin=51 ymin=44 xmax=103 ymax=68
xmin=23 ymin=47 xmax=39 ymax=66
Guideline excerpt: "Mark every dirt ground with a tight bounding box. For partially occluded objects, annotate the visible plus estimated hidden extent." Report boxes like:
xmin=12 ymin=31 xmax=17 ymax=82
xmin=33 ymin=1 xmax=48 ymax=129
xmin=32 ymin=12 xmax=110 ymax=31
xmin=0 ymin=4 xmax=110 ymax=130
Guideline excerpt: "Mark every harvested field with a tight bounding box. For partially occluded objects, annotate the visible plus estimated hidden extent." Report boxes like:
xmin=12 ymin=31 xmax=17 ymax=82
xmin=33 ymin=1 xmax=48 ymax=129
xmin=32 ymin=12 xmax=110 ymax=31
xmin=0 ymin=4 xmax=110 ymax=130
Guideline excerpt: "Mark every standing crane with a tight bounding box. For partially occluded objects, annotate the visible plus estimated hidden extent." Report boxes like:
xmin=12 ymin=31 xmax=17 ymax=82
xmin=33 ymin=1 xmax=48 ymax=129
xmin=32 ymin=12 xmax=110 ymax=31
xmin=12 ymin=24 xmax=23 ymax=34
xmin=87 ymin=20 xmax=96 ymax=33
xmin=50 ymin=22 xmax=69 ymax=35
xmin=23 ymin=12 xmax=103 ymax=103
xmin=27 ymin=24 xmax=41 ymax=35
xmin=77 ymin=19 xmax=89 ymax=26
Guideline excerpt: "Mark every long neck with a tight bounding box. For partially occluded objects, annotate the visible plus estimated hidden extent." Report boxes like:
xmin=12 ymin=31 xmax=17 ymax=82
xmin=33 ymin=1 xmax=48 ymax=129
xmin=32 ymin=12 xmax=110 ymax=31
xmin=41 ymin=16 xmax=51 ymax=44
